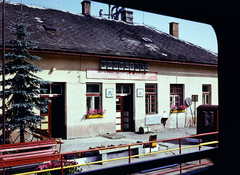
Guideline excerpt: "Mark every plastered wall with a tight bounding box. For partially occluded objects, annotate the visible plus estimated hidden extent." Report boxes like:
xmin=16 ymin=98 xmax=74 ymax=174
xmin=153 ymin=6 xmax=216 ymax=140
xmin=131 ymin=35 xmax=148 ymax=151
xmin=2 ymin=53 xmax=218 ymax=139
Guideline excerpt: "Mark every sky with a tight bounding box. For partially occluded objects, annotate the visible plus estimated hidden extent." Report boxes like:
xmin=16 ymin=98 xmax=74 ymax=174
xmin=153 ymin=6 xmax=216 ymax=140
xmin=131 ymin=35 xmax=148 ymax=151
xmin=8 ymin=0 xmax=218 ymax=53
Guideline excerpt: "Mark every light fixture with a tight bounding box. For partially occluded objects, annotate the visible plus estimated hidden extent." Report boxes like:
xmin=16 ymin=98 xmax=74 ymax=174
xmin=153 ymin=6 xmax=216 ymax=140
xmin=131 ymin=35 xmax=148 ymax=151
xmin=52 ymin=67 xmax=56 ymax=71
xmin=48 ymin=67 xmax=56 ymax=75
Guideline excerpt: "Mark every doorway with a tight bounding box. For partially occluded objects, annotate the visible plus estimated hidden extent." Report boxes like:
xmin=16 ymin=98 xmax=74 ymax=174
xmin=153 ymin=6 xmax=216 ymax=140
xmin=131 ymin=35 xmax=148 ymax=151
xmin=40 ymin=83 xmax=66 ymax=139
xmin=116 ymin=84 xmax=133 ymax=132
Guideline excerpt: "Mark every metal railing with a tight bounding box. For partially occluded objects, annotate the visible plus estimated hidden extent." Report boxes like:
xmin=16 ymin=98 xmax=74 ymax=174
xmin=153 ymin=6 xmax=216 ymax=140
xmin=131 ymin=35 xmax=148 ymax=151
xmin=8 ymin=131 xmax=218 ymax=175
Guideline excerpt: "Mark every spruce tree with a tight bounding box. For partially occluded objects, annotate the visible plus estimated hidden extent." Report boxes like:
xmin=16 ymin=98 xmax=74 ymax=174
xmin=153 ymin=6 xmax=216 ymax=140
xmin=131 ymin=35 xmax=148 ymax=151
xmin=0 ymin=9 xmax=50 ymax=143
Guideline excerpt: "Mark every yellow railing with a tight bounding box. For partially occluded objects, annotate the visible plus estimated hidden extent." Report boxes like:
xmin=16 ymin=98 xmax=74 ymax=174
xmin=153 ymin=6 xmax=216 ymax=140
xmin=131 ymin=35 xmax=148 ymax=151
xmin=13 ymin=138 xmax=218 ymax=175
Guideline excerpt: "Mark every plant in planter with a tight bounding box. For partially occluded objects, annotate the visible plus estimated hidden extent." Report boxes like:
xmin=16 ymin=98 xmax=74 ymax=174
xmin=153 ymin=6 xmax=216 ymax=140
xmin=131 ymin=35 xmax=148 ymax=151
xmin=63 ymin=153 xmax=77 ymax=160
xmin=35 ymin=160 xmax=82 ymax=175
xmin=170 ymin=104 xmax=186 ymax=113
xmin=170 ymin=104 xmax=178 ymax=112
xmin=86 ymin=108 xmax=106 ymax=118
xmin=178 ymin=105 xmax=186 ymax=111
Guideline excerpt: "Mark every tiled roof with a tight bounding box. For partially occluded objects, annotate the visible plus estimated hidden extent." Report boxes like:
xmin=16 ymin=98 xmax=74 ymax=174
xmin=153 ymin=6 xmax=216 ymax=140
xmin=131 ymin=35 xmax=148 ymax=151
xmin=0 ymin=3 xmax=218 ymax=65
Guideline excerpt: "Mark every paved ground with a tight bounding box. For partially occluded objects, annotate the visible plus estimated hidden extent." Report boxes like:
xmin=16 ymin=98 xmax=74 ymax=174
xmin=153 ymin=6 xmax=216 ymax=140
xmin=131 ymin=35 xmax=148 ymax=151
xmin=61 ymin=127 xmax=197 ymax=153
xmin=59 ymin=127 xmax=214 ymax=174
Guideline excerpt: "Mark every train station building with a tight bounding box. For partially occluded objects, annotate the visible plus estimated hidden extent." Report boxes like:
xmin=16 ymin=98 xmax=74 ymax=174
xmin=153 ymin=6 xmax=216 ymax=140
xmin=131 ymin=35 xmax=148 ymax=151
xmin=0 ymin=2 xmax=218 ymax=139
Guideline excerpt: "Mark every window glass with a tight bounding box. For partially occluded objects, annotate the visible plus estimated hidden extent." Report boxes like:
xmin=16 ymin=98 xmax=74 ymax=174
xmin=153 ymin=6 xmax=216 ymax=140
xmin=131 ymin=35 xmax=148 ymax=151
xmin=116 ymin=85 xmax=130 ymax=94
xmin=94 ymin=96 xmax=100 ymax=110
xmin=52 ymin=85 xmax=61 ymax=94
xmin=202 ymin=85 xmax=211 ymax=105
xmin=145 ymin=84 xmax=157 ymax=114
xmin=123 ymin=86 xmax=129 ymax=93
xmin=170 ymin=84 xmax=183 ymax=107
xmin=86 ymin=83 xmax=102 ymax=113
xmin=87 ymin=84 xmax=100 ymax=93
xmin=87 ymin=97 xmax=93 ymax=110
xmin=116 ymin=86 xmax=121 ymax=93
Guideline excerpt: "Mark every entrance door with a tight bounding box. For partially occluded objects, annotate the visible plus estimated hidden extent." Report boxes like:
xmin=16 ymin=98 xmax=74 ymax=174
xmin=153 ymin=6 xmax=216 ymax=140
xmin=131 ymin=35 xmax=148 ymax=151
xmin=116 ymin=84 xmax=133 ymax=132
xmin=40 ymin=97 xmax=52 ymax=135
xmin=116 ymin=96 xmax=123 ymax=132
xmin=40 ymin=83 xmax=66 ymax=139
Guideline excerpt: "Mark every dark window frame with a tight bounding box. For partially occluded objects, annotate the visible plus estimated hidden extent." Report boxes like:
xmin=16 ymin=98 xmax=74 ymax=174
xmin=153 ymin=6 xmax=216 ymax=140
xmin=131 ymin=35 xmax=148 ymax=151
xmin=202 ymin=84 xmax=211 ymax=105
xmin=145 ymin=84 xmax=158 ymax=114
xmin=170 ymin=84 xmax=183 ymax=107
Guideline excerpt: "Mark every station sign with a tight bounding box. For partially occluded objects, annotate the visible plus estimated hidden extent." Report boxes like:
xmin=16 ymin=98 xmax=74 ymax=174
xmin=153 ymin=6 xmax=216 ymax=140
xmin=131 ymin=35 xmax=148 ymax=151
xmin=100 ymin=60 xmax=149 ymax=72
xmin=87 ymin=69 xmax=157 ymax=81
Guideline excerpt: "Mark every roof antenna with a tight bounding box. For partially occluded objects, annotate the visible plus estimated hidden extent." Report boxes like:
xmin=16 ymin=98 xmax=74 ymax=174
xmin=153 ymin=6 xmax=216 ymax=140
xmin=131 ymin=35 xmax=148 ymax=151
xmin=142 ymin=11 xmax=144 ymax=24
xmin=99 ymin=4 xmax=111 ymax=19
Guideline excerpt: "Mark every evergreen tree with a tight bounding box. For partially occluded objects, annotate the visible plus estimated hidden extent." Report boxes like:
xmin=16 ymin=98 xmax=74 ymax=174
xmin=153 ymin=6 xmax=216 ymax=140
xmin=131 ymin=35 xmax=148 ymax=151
xmin=0 ymin=9 xmax=50 ymax=143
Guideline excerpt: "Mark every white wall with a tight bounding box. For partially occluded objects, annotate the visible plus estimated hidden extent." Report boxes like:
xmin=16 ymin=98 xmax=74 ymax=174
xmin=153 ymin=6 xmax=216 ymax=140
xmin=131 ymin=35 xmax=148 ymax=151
xmin=13 ymin=55 xmax=218 ymax=138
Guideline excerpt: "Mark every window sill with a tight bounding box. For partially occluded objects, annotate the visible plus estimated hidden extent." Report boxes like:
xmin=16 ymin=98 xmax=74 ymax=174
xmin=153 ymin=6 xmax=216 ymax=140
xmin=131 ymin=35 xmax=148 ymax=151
xmin=86 ymin=114 xmax=103 ymax=118
xmin=170 ymin=110 xmax=185 ymax=113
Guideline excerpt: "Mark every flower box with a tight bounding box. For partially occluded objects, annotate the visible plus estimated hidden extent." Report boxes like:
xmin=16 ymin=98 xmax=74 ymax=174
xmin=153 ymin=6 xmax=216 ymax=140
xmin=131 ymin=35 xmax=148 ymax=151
xmin=87 ymin=114 xmax=103 ymax=118
xmin=170 ymin=110 xmax=185 ymax=113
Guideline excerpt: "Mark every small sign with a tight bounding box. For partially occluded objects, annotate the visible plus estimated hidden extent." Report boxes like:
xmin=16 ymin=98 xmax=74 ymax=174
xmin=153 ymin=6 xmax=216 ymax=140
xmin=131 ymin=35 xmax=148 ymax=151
xmin=145 ymin=64 xmax=149 ymax=71
xmin=124 ymin=62 xmax=129 ymax=70
xmin=107 ymin=61 xmax=112 ymax=70
xmin=192 ymin=95 xmax=198 ymax=102
xmin=119 ymin=62 xmax=124 ymax=70
xmin=130 ymin=62 xmax=135 ymax=71
xmin=100 ymin=60 xmax=107 ymax=69
xmin=140 ymin=63 xmax=145 ymax=71
xmin=101 ymin=60 xmax=149 ymax=72
xmin=134 ymin=63 xmax=139 ymax=71
xmin=106 ymin=88 xmax=114 ymax=98
xmin=87 ymin=69 xmax=157 ymax=80
xmin=113 ymin=61 xmax=118 ymax=70
xmin=137 ymin=88 xmax=144 ymax=97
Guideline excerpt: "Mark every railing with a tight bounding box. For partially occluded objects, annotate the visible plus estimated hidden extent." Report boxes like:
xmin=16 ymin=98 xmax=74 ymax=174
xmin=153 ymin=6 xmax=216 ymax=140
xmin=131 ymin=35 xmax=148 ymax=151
xmin=8 ymin=131 xmax=218 ymax=175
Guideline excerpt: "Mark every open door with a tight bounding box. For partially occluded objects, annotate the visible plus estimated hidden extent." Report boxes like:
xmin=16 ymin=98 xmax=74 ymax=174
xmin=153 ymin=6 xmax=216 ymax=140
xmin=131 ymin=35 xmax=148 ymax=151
xmin=116 ymin=96 xmax=123 ymax=132
xmin=40 ymin=83 xmax=66 ymax=139
xmin=116 ymin=84 xmax=133 ymax=132
xmin=40 ymin=97 xmax=52 ymax=135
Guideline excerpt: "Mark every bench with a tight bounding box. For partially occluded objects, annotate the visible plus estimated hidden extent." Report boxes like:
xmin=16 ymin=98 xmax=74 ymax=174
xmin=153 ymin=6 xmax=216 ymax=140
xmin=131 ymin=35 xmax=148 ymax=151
xmin=98 ymin=145 xmax=143 ymax=164
xmin=31 ymin=128 xmax=64 ymax=152
xmin=0 ymin=140 xmax=61 ymax=169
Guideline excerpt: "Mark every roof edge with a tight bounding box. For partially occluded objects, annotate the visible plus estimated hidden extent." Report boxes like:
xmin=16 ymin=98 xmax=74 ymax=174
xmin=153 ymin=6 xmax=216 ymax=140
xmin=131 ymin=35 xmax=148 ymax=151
xmin=29 ymin=49 xmax=218 ymax=68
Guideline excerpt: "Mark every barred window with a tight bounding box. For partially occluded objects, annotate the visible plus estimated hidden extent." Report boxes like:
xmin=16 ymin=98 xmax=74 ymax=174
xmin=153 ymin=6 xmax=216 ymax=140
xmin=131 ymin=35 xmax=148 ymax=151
xmin=170 ymin=84 xmax=183 ymax=107
xmin=145 ymin=84 xmax=158 ymax=114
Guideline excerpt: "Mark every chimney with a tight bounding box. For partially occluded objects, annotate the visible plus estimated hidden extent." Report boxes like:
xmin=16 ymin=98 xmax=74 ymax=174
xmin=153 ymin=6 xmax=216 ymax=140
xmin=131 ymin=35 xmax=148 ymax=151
xmin=121 ymin=8 xmax=133 ymax=24
xmin=81 ymin=0 xmax=91 ymax=16
xmin=169 ymin=22 xmax=179 ymax=38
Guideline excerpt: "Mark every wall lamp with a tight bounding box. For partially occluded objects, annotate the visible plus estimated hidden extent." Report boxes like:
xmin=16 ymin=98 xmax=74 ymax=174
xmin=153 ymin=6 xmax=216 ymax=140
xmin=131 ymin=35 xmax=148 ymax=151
xmin=48 ymin=66 xmax=56 ymax=75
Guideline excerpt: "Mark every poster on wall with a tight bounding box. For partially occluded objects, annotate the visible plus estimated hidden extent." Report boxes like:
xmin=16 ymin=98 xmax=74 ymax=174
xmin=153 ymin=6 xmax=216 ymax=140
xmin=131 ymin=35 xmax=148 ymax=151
xmin=106 ymin=88 xmax=114 ymax=98
xmin=137 ymin=88 xmax=144 ymax=97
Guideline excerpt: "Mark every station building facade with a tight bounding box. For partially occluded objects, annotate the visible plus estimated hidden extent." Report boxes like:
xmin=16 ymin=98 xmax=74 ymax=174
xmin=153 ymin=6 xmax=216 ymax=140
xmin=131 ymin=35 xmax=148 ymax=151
xmin=0 ymin=2 xmax=218 ymax=139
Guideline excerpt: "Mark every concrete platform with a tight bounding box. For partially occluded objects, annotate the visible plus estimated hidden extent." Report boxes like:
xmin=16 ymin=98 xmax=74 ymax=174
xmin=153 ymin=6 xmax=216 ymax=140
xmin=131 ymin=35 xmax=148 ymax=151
xmin=60 ymin=127 xmax=197 ymax=153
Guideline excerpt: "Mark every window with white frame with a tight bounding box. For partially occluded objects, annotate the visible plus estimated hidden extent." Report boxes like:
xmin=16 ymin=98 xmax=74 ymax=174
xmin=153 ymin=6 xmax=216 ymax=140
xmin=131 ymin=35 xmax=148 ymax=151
xmin=145 ymin=84 xmax=158 ymax=114
xmin=116 ymin=85 xmax=130 ymax=94
xmin=170 ymin=84 xmax=183 ymax=107
xmin=202 ymin=85 xmax=211 ymax=105
xmin=86 ymin=84 xmax=101 ymax=112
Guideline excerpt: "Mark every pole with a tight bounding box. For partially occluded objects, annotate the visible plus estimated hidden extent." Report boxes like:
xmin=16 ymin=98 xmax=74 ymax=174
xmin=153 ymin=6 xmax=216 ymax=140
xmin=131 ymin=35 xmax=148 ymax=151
xmin=2 ymin=0 xmax=6 ymax=145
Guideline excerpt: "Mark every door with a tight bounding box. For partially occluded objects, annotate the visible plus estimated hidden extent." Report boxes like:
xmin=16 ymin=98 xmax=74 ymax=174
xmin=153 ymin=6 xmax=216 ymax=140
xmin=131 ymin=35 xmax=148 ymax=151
xmin=40 ymin=97 xmax=52 ymax=136
xmin=116 ymin=84 xmax=133 ymax=132
xmin=40 ymin=83 xmax=66 ymax=139
xmin=123 ymin=95 xmax=133 ymax=131
xmin=116 ymin=96 xmax=123 ymax=132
